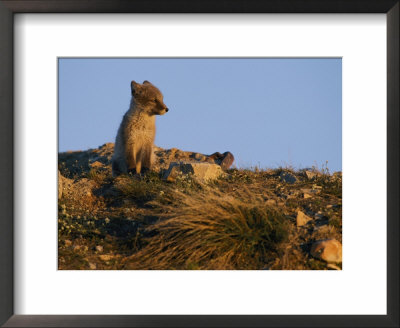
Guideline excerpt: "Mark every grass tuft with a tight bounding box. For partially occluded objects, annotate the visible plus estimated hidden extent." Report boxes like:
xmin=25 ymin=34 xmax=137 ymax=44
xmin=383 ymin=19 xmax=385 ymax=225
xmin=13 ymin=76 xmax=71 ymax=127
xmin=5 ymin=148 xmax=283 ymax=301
xmin=125 ymin=189 xmax=289 ymax=269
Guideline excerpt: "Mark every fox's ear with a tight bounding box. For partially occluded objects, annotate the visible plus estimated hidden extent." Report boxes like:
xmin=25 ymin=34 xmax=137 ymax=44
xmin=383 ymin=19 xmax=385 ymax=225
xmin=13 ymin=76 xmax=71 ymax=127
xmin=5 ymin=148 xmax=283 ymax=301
xmin=143 ymin=80 xmax=152 ymax=85
xmin=131 ymin=80 xmax=141 ymax=95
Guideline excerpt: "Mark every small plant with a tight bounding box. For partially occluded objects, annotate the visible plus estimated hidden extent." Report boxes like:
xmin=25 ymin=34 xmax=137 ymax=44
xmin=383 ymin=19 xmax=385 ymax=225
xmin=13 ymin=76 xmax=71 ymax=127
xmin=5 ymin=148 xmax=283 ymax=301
xmin=321 ymin=160 xmax=330 ymax=175
xmin=58 ymin=162 xmax=71 ymax=178
xmin=173 ymin=172 xmax=202 ymax=193
xmin=86 ymin=168 xmax=110 ymax=185
xmin=220 ymin=169 xmax=254 ymax=184
xmin=114 ymin=171 xmax=165 ymax=204
xmin=329 ymin=214 xmax=342 ymax=229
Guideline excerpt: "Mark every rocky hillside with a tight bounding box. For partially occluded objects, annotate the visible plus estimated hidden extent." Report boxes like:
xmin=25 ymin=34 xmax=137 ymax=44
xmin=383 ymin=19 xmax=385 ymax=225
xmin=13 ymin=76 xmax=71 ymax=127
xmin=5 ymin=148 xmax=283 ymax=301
xmin=58 ymin=143 xmax=342 ymax=270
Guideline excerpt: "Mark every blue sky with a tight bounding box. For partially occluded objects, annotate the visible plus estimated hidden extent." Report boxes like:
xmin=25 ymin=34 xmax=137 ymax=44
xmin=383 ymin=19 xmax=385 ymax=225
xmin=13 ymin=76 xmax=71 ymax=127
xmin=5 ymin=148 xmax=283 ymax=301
xmin=58 ymin=58 xmax=342 ymax=172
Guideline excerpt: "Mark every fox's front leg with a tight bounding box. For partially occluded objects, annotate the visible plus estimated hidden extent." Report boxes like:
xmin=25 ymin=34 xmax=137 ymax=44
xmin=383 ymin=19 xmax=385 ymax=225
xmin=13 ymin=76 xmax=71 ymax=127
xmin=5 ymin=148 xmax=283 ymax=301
xmin=141 ymin=143 xmax=153 ymax=172
xmin=135 ymin=146 xmax=145 ymax=174
xmin=125 ymin=144 xmax=136 ymax=173
xmin=135 ymin=155 xmax=142 ymax=174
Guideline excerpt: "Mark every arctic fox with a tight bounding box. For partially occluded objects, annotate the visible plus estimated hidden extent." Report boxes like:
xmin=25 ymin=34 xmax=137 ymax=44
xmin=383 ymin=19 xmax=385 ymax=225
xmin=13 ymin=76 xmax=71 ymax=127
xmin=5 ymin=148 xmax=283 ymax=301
xmin=112 ymin=80 xmax=168 ymax=176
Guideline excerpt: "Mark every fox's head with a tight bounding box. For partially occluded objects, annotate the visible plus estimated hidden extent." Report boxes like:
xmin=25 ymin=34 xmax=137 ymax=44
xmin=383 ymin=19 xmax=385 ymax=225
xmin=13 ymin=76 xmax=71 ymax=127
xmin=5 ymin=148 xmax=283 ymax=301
xmin=131 ymin=80 xmax=169 ymax=116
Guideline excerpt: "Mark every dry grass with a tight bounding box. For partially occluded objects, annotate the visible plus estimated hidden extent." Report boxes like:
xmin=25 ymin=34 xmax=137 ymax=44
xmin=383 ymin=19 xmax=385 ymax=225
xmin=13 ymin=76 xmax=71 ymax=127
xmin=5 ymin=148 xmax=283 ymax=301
xmin=86 ymin=168 xmax=111 ymax=185
xmin=124 ymin=188 xmax=289 ymax=270
xmin=112 ymin=172 xmax=165 ymax=205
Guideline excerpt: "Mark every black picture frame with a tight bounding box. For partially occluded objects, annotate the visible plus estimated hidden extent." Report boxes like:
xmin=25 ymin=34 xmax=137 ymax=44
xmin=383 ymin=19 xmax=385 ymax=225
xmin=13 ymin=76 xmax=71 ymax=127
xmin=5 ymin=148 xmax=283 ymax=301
xmin=0 ymin=1 xmax=398 ymax=327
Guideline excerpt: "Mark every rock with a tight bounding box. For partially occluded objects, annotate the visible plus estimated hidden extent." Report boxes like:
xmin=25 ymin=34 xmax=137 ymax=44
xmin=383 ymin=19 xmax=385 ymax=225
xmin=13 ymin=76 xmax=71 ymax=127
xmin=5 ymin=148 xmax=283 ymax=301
xmin=313 ymin=225 xmax=332 ymax=235
xmin=310 ymin=239 xmax=342 ymax=263
xmin=209 ymin=151 xmax=235 ymax=170
xmin=301 ymin=189 xmax=315 ymax=199
xmin=88 ymin=262 xmax=97 ymax=270
xmin=266 ymin=199 xmax=277 ymax=206
xmin=220 ymin=152 xmax=235 ymax=170
xmin=191 ymin=153 xmax=206 ymax=161
xmin=89 ymin=161 xmax=104 ymax=168
xmin=280 ymin=171 xmax=297 ymax=184
xmin=326 ymin=204 xmax=340 ymax=209
xmin=327 ymin=263 xmax=341 ymax=270
xmin=99 ymin=254 xmax=113 ymax=261
xmin=296 ymin=211 xmax=313 ymax=227
xmin=300 ymin=188 xmax=320 ymax=199
xmin=95 ymin=245 xmax=104 ymax=253
xmin=163 ymin=162 xmax=225 ymax=182
xmin=304 ymin=170 xmax=320 ymax=180
xmin=60 ymin=143 xmax=236 ymax=176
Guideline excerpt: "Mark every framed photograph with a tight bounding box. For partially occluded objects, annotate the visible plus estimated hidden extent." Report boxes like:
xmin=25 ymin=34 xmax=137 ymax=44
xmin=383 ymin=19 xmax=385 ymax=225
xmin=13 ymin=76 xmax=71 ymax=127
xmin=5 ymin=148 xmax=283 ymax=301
xmin=57 ymin=56 xmax=343 ymax=272
xmin=1 ymin=0 xmax=398 ymax=327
